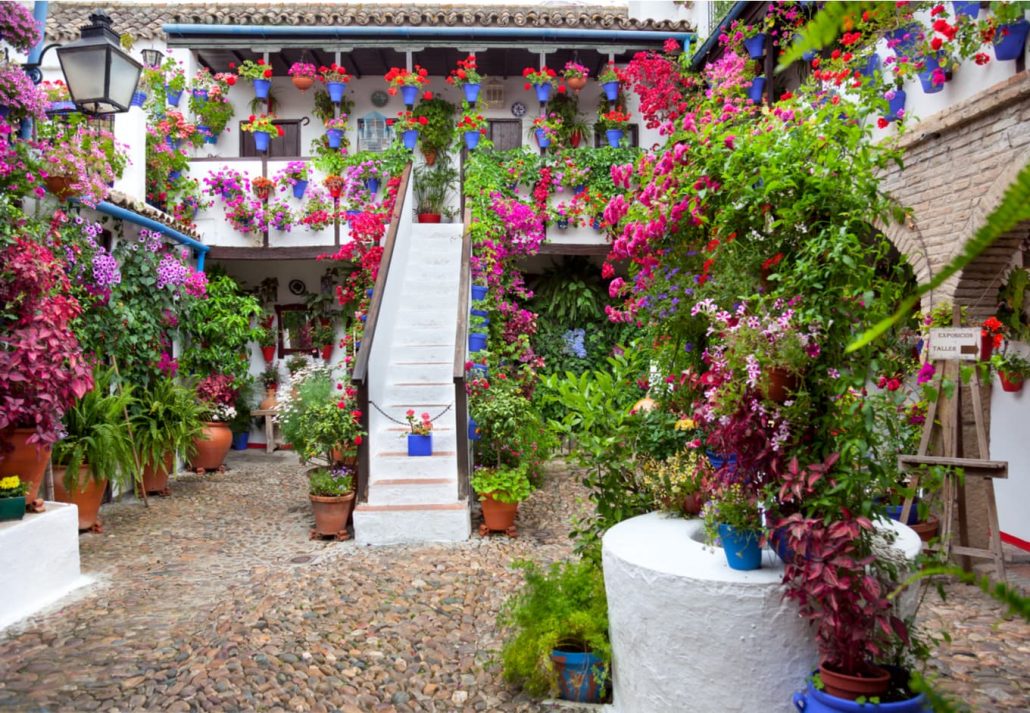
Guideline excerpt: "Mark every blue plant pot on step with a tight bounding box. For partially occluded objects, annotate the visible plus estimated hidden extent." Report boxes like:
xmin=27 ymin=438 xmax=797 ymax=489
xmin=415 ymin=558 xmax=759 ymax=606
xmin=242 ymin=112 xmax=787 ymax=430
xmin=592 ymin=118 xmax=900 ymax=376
xmin=407 ymin=433 xmax=432 ymax=457
xmin=717 ymin=524 xmax=762 ymax=571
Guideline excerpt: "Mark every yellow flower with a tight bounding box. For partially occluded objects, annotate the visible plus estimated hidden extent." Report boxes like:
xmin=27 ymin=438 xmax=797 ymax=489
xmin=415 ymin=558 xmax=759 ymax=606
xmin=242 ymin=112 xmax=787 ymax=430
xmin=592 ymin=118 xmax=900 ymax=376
xmin=674 ymin=418 xmax=695 ymax=431
xmin=0 ymin=475 xmax=22 ymax=490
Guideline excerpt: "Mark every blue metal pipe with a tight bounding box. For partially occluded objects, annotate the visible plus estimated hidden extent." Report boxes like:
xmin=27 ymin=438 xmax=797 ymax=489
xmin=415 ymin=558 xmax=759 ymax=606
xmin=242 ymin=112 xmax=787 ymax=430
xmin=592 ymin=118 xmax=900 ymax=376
xmin=94 ymin=201 xmax=209 ymax=271
xmin=21 ymin=2 xmax=50 ymax=140
xmin=162 ymin=22 xmax=694 ymax=49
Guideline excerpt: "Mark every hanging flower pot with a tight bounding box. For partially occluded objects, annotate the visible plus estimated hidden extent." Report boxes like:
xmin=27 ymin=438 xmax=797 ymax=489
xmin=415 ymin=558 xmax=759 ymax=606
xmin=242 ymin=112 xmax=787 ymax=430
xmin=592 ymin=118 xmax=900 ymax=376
xmin=327 ymin=80 xmax=346 ymax=103
xmin=601 ymin=80 xmax=619 ymax=101
xmin=550 ymin=650 xmax=607 ymax=703
xmin=591 ymin=217 xmax=603 ymax=231
xmin=197 ymin=124 xmax=217 ymax=145
xmin=130 ymin=91 xmax=147 ymax=108
xmin=471 ymin=284 xmax=488 ymax=301
xmin=999 ymin=371 xmax=1025 ymax=392
xmin=765 ymin=367 xmax=799 ymax=403
xmin=717 ymin=524 xmax=762 ymax=570
xmin=917 ymin=53 xmax=946 ymax=94
xmin=469 ymin=332 xmax=488 ymax=352
xmin=253 ymin=131 xmax=270 ymax=152
xmin=321 ymin=344 xmax=333 ymax=361
xmin=534 ymin=83 xmax=552 ymax=103
xmin=165 ymin=85 xmax=182 ymax=107
xmin=981 ymin=333 xmax=994 ymax=361
xmin=886 ymin=89 xmax=907 ymax=122
xmin=402 ymin=129 xmax=419 ymax=150
xmin=744 ymin=33 xmax=767 ymax=59
xmin=422 ymin=147 xmax=438 ymax=165
xmin=192 ymin=88 xmax=208 ymax=102
xmin=569 ymin=130 xmax=583 ymax=148
xmin=464 ymin=130 xmax=481 ymax=150
xmin=261 ymin=345 xmax=276 ymax=362
xmin=292 ymin=179 xmax=308 ymax=199
xmin=566 ymin=76 xmax=587 ymax=92
xmin=365 ymin=178 xmax=380 ymax=195
xmin=952 ymin=1 xmax=981 ymax=20
xmin=605 ymin=129 xmax=623 ymax=148
xmin=535 ymin=128 xmax=551 ymax=148
xmin=885 ymin=24 xmax=921 ymax=55
xmin=463 ymin=83 xmax=481 ymax=103
xmin=468 ymin=417 xmax=480 ymax=441
xmin=168 ymin=169 xmax=181 ymax=183
xmin=407 ymin=433 xmax=432 ymax=457
xmin=859 ymin=52 xmax=882 ymax=78
xmin=556 ymin=217 xmax=569 ymax=230
xmin=400 ymin=84 xmax=420 ymax=106
xmin=326 ymin=128 xmax=343 ymax=148
xmin=291 ymin=75 xmax=314 ymax=91
xmin=43 ymin=175 xmax=79 ymax=200
xmin=253 ymin=78 xmax=271 ymax=99
xmin=748 ymin=76 xmax=766 ymax=103
xmin=994 ymin=18 xmax=1030 ymax=61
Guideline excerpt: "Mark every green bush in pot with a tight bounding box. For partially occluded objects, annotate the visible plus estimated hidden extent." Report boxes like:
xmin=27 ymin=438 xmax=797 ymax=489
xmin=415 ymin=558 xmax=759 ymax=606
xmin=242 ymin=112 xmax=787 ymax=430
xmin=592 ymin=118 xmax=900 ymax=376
xmin=130 ymin=377 xmax=205 ymax=473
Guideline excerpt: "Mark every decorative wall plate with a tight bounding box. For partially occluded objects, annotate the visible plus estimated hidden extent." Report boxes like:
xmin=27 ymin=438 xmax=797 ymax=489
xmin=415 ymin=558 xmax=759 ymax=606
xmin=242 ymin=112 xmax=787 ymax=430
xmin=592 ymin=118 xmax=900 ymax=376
xmin=510 ymin=101 xmax=527 ymax=117
xmin=288 ymin=279 xmax=306 ymax=295
xmin=371 ymin=90 xmax=389 ymax=107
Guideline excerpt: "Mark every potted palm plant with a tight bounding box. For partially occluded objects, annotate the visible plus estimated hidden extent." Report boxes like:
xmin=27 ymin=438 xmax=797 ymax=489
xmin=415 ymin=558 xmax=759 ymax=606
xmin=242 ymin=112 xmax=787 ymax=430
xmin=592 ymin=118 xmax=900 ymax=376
xmin=413 ymin=160 xmax=457 ymax=223
xmin=51 ymin=368 xmax=137 ymax=531
xmin=130 ymin=378 xmax=205 ymax=496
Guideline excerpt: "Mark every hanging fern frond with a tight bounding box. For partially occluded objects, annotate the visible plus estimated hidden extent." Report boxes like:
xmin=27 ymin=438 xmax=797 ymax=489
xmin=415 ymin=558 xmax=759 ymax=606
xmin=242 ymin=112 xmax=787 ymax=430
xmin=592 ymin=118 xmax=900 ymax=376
xmin=776 ymin=1 xmax=890 ymax=71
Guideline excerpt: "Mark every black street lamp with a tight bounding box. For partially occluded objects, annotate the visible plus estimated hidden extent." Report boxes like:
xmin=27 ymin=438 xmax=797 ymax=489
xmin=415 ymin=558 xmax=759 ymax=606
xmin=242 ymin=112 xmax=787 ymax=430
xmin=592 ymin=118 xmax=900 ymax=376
xmin=141 ymin=49 xmax=164 ymax=69
xmin=56 ymin=11 xmax=142 ymax=115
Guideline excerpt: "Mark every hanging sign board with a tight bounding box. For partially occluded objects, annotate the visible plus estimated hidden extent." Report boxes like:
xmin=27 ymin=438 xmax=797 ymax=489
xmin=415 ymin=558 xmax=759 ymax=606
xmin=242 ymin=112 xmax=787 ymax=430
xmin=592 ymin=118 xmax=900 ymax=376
xmin=927 ymin=327 xmax=980 ymax=361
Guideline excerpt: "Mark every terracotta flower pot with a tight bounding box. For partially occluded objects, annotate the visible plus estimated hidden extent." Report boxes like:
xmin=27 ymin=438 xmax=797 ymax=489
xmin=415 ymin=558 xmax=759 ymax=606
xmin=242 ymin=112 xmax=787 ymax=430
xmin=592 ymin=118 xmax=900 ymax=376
xmin=818 ymin=663 xmax=890 ymax=701
xmin=190 ymin=422 xmax=232 ymax=471
xmin=565 ymin=76 xmax=588 ymax=91
xmin=310 ymin=491 xmax=355 ymax=537
xmin=417 ymin=213 xmax=442 ymax=224
xmin=43 ymin=175 xmax=78 ymax=200
xmin=330 ymin=449 xmax=357 ymax=467
xmin=261 ymin=345 xmax=276 ymax=363
xmin=422 ymin=148 xmax=437 ymax=166
xmin=141 ymin=451 xmax=174 ymax=494
xmin=911 ymin=515 xmax=940 ymax=542
xmin=480 ymin=492 xmax=518 ymax=532
xmin=321 ymin=344 xmax=333 ymax=360
xmin=291 ymin=75 xmax=314 ymax=91
xmin=0 ymin=428 xmax=52 ymax=506
xmin=52 ymin=465 xmax=107 ymax=531
xmin=259 ymin=386 xmax=278 ymax=410
xmin=765 ymin=367 xmax=799 ymax=403
xmin=999 ymin=371 xmax=1024 ymax=392
xmin=681 ymin=493 xmax=705 ymax=517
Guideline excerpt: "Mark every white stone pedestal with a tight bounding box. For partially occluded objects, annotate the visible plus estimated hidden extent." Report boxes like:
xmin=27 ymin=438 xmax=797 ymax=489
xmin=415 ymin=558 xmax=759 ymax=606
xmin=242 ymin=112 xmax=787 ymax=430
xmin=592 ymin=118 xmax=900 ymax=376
xmin=0 ymin=502 xmax=89 ymax=632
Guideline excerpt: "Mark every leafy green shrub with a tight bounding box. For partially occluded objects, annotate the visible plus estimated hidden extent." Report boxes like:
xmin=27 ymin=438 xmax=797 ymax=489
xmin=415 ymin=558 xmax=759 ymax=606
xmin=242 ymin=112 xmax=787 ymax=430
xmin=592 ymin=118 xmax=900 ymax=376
xmin=180 ymin=272 xmax=261 ymax=383
xmin=130 ymin=377 xmax=205 ymax=468
xmin=278 ymin=366 xmax=365 ymax=465
xmin=308 ymin=465 xmax=354 ymax=496
xmin=470 ymin=463 xmax=532 ymax=503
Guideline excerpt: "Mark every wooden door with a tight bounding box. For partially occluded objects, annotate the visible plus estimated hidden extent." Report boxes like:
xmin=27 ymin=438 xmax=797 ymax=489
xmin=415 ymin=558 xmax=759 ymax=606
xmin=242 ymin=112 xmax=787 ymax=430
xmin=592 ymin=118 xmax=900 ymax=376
xmin=488 ymin=120 xmax=522 ymax=151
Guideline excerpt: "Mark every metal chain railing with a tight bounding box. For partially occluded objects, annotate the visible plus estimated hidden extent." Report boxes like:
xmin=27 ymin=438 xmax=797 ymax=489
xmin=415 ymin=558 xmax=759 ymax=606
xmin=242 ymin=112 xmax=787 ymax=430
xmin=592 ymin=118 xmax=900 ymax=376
xmin=368 ymin=400 xmax=453 ymax=426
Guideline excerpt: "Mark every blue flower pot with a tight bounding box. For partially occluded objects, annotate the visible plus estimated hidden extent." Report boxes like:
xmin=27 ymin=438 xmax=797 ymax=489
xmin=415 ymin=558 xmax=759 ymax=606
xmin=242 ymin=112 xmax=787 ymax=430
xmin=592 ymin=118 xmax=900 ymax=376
xmin=165 ymin=86 xmax=182 ymax=107
xmin=605 ymin=129 xmax=623 ymax=148
xmin=365 ymin=288 xmax=374 ymax=298
xmin=253 ymin=78 xmax=271 ymax=99
xmin=46 ymin=100 xmax=76 ymax=114
xmin=464 ymin=130 xmax=481 ymax=150
xmin=402 ymin=129 xmax=418 ymax=150
xmin=468 ymin=417 xmax=480 ymax=441
xmin=365 ymin=178 xmax=380 ymax=195
xmin=886 ymin=89 xmax=907 ymax=122
xmin=407 ymin=433 xmax=432 ymax=457
xmin=534 ymin=83 xmax=552 ymax=103
xmin=885 ymin=501 xmax=920 ymax=526
xmin=748 ymin=76 xmax=766 ymax=103
xmin=469 ymin=332 xmax=488 ymax=352
xmin=130 ymin=91 xmax=147 ymax=108
xmin=470 ymin=308 xmax=489 ymax=318
xmin=463 ymin=83 xmax=480 ymax=103
xmin=705 ymin=450 xmax=738 ymax=473
xmin=165 ymin=135 xmax=181 ymax=151
xmin=952 ymin=1 xmax=980 ymax=19
xmin=860 ymin=52 xmax=882 ymax=78
xmin=550 ymin=650 xmax=606 ymax=703
xmin=401 ymin=84 xmax=420 ymax=106
xmin=917 ymin=53 xmax=945 ymax=93
xmin=556 ymin=217 xmax=569 ymax=230
xmin=717 ymin=524 xmax=762 ymax=571
xmin=535 ymin=128 xmax=550 ymax=148
xmin=231 ymin=432 xmax=249 ymax=450
xmin=994 ymin=19 xmax=1030 ymax=61
xmin=346 ymin=210 xmax=361 ymax=217
xmin=744 ymin=33 xmax=767 ymax=59
xmin=793 ymin=681 xmax=928 ymax=712
xmin=573 ymin=184 xmax=585 ymax=194
xmin=192 ymin=88 xmax=208 ymax=102
xmin=802 ymin=50 xmax=817 ymax=62
xmin=253 ymin=131 xmax=270 ymax=152
xmin=592 ymin=218 xmax=603 ymax=231
xmin=327 ymin=128 xmax=342 ymax=148
xmin=602 ymin=80 xmax=619 ymax=101
xmin=471 ymin=285 xmax=488 ymax=301
xmin=292 ymin=179 xmax=308 ymax=199
xmin=327 ymin=81 xmax=346 ymax=103
xmin=168 ymin=169 xmax=181 ymax=183
xmin=885 ymin=24 xmax=921 ymax=55
xmin=469 ymin=362 xmax=488 ymax=377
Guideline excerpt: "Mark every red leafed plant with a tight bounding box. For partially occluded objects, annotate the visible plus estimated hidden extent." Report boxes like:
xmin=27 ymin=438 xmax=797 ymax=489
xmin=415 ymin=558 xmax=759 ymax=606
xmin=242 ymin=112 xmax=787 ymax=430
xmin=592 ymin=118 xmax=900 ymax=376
xmin=0 ymin=238 xmax=94 ymax=446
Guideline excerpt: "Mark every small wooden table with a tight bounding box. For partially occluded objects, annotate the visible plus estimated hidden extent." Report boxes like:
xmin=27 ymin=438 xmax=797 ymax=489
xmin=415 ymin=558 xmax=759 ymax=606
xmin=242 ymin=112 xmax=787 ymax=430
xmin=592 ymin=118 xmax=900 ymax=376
xmin=252 ymin=408 xmax=279 ymax=453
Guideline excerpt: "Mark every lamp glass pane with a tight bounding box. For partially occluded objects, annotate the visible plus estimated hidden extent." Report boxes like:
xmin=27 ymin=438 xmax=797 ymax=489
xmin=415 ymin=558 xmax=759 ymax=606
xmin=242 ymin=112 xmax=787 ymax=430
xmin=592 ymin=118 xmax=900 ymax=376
xmin=109 ymin=53 xmax=142 ymax=109
xmin=59 ymin=47 xmax=107 ymax=105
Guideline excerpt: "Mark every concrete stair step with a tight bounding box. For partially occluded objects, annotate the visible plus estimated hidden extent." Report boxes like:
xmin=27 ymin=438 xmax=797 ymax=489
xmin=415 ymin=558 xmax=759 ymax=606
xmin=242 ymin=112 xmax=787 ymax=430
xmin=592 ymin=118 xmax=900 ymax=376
xmin=385 ymin=362 xmax=453 ymax=382
xmin=366 ymin=477 xmax=459 ymax=505
xmin=353 ymin=500 xmax=471 ymax=545
xmin=370 ymin=452 xmax=457 ymax=478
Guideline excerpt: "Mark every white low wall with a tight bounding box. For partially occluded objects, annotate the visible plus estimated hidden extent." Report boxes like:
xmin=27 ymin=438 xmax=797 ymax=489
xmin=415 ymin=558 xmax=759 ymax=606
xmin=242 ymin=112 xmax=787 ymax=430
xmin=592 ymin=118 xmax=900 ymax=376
xmin=0 ymin=502 xmax=90 ymax=632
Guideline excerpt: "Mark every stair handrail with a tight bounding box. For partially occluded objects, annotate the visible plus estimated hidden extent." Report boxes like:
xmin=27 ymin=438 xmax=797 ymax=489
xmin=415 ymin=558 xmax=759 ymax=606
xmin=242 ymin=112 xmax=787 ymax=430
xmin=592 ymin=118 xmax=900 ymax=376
xmin=453 ymin=207 xmax=473 ymax=499
xmin=352 ymin=161 xmax=412 ymax=503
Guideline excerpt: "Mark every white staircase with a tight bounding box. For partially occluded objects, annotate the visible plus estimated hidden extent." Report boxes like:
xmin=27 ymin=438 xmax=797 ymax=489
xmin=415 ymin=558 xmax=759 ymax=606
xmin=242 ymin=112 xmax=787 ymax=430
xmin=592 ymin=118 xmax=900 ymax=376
xmin=353 ymin=221 xmax=471 ymax=545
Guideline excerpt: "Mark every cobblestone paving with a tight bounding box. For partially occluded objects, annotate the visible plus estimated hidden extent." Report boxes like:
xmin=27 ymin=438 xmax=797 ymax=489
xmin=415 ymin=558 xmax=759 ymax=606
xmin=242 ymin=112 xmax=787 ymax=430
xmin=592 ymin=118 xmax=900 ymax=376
xmin=0 ymin=451 xmax=1027 ymax=712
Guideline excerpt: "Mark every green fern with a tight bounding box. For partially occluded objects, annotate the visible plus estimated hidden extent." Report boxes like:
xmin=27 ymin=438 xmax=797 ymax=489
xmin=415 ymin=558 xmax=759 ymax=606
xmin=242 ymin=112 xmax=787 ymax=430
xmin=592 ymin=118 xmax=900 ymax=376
xmin=776 ymin=1 xmax=886 ymax=70
xmin=849 ymin=160 xmax=1030 ymax=352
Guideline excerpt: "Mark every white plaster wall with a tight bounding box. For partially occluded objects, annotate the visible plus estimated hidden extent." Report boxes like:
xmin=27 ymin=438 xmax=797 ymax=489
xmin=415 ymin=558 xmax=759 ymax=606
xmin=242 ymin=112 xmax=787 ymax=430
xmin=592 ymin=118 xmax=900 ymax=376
xmin=0 ymin=502 xmax=90 ymax=632
xmin=990 ymin=340 xmax=1030 ymax=544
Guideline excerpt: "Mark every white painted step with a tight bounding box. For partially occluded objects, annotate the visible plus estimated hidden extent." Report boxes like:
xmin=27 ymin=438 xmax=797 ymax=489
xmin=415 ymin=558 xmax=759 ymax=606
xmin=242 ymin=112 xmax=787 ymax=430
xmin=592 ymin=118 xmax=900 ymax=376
xmin=366 ymin=477 xmax=459 ymax=505
xmin=370 ymin=451 xmax=457 ymax=478
xmin=353 ymin=501 xmax=471 ymax=546
xmin=385 ymin=361 xmax=452 ymax=382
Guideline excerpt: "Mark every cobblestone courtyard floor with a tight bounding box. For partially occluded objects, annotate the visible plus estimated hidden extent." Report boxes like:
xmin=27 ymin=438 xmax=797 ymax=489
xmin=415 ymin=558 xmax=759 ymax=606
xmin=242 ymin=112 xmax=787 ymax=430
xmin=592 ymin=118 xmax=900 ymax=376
xmin=0 ymin=451 xmax=1027 ymax=712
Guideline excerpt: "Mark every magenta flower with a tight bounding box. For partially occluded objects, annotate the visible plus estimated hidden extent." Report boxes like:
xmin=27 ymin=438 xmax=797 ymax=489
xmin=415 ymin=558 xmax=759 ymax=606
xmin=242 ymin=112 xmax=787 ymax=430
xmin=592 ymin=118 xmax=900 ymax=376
xmin=916 ymin=362 xmax=936 ymax=384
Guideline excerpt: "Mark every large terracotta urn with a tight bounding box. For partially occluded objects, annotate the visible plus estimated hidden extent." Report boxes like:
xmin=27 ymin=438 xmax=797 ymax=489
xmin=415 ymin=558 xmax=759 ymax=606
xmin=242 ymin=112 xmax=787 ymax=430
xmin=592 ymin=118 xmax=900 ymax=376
xmin=190 ymin=422 xmax=232 ymax=472
xmin=0 ymin=428 xmax=52 ymax=506
xmin=52 ymin=464 xmax=107 ymax=531
xmin=141 ymin=451 xmax=175 ymax=495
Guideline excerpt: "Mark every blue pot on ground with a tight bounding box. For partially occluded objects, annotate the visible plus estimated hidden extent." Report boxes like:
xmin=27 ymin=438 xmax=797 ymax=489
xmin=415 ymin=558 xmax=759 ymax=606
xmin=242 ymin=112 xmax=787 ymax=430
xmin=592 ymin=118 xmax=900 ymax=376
xmin=463 ymin=83 xmax=480 ymax=103
xmin=534 ymin=83 xmax=552 ymax=103
xmin=535 ymin=128 xmax=550 ymax=148
xmin=602 ymin=80 xmax=619 ymax=101
xmin=471 ymin=285 xmax=488 ymax=301
xmin=292 ymin=179 xmax=308 ymax=199
xmin=885 ymin=501 xmax=920 ymax=526
xmin=464 ymin=130 xmax=481 ymax=150
xmin=793 ymin=680 xmax=928 ymax=712
xmin=886 ymin=89 xmax=907 ymax=122
xmin=717 ymin=524 xmax=762 ymax=571
xmin=401 ymin=84 xmax=420 ymax=106
xmin=605 ymin=129 xmax=623 ymax=148
xmin=551 ymin=650 xmax=606 ymax=703
xmin=744 ymin=33 xmax=767 ymax=59
xmin=748 ymin=76 xmax=766 ymax=103
xmin=469 ymin=332 xmax=488 ymax=352
xmin=253 ymin=78 xmax=271 ymax=99
xmin=407 ymin=433 xmax=432 ymax=457
xmin=365 ymin=178 xmax=380 ymax=195
xmin=231 ymin=432 xmax=249 ymax=451
xmin=468 ymin=417 xmax=480 ymax=442
xmin=253 ymin=131 xmax=270 ymax=152
xmin=402 ymin=129 xmax=418 ymax=150
xmin=994 ymin=19 xmax=1030 ymax=61
xmin=130 ymin=91 xmax=147 ymax=108
xmin=917 ymin=53 xmax=945 ymax=93
xmin=952 ymin=1 xmax=980 ymax=20
xmin=556 ymin=217 xmax=569 ymax=230
xmin=327 ymin=81 xmax=346 ymax=103
xmin=327 ymin=128 xmax=343 ymax=148
xmin=165 ymin=86 xmax=182 ymax=107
